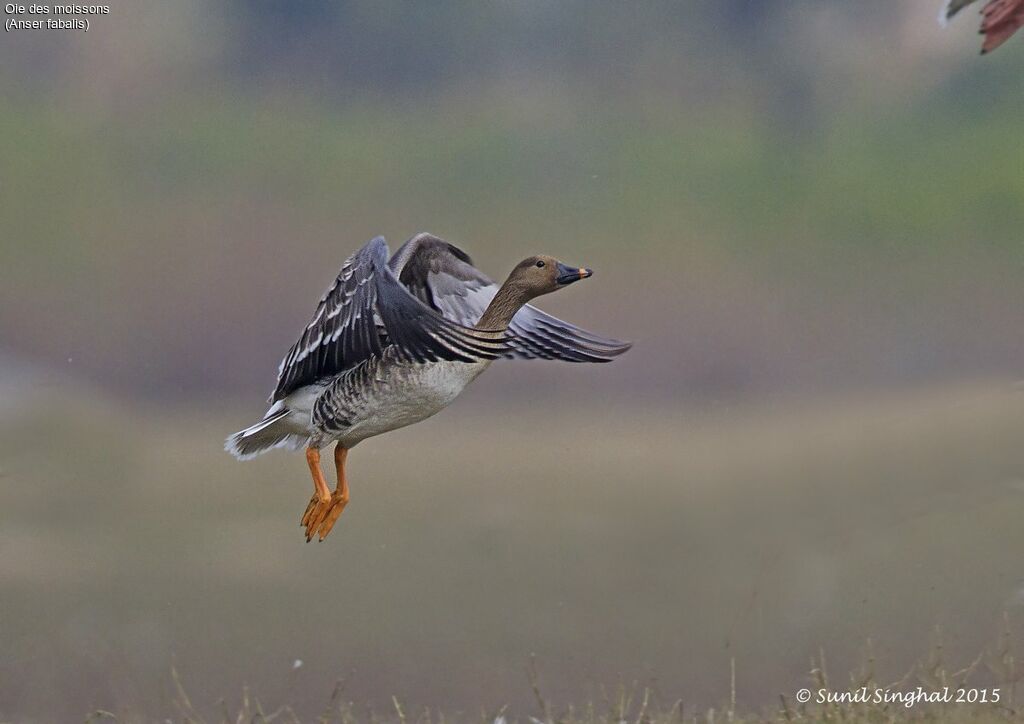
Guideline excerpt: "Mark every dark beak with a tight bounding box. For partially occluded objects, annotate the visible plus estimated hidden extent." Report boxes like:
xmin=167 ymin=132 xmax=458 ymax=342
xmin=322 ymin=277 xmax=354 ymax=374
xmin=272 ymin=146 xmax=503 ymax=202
xmin=556 ymin=262 xmax=593 ymax=285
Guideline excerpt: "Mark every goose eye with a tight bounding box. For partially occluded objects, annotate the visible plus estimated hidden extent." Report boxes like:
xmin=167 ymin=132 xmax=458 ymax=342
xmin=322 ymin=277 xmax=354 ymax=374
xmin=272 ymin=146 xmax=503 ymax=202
xmin=535 ymin=260 xmax=545 ymax=268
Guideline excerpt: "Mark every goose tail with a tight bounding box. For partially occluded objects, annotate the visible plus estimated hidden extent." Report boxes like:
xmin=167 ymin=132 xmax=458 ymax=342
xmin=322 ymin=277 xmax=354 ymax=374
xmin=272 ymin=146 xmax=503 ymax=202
xmin=225 ymin=406 xmax=309 ymax=460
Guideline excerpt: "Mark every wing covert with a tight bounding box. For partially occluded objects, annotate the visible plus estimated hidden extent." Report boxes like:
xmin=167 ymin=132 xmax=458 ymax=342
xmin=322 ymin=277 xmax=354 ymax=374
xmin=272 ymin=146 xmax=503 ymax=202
xmin=270 ymin=237 xmax=511 ymax=402
xmin=390 ymin=233 xmax=632 ymax=363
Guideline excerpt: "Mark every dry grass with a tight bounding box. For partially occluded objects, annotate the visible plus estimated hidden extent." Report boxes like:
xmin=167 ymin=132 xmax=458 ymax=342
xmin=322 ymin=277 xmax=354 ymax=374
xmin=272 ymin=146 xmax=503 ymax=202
xmin=3 ymin=379 xmax=1024 ymax=721
xmin=80 ymin=629 xmax=1024 ymax=723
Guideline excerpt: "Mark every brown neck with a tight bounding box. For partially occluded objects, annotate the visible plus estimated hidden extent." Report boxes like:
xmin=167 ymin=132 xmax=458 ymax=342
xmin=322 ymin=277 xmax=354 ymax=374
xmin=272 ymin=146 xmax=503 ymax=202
xmin=476 ymin=282 xmax=532 ymax=330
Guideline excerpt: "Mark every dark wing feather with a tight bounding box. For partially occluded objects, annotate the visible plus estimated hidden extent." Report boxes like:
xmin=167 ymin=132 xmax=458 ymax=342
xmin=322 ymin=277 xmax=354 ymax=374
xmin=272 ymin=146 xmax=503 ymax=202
xmin=270 ymin=237 xmax=511 ymax=402
xmin=375 ymin=258 xmax=512 ymax=364
xmin=390 ymin=233 xmax=632 ymax=363
xmin=271 ymin=239 xmax=382 ymax=402
xmin=507 ymin=306 xmax=633 ymax=362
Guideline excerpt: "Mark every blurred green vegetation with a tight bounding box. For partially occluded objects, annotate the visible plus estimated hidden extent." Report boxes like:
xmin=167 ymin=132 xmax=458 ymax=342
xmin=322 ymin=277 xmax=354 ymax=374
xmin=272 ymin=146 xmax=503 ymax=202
xmin=2 ymin=2 xmax=1024 ymax=400
xmin=6 ymin=73 xmax=1024 ymax=267
xmin=4 ymin=75 xmax=1024 ymax=398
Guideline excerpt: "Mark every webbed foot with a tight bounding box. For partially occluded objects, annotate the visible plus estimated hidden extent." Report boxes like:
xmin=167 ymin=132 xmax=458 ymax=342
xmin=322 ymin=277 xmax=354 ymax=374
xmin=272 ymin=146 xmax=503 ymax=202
xmin=301 ymin=489 xmax=349 ymax=541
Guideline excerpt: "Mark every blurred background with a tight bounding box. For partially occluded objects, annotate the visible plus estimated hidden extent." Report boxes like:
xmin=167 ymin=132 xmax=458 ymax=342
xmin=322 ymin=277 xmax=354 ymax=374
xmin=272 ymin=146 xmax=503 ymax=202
xmin=3 ymin=1 xmax=1024 ymax=721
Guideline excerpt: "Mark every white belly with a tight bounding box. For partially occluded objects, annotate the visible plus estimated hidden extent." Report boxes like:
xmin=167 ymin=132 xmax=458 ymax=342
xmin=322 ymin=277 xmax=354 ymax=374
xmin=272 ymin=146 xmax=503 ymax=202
xmin=336 ymin=360 xmax=489 ymax=447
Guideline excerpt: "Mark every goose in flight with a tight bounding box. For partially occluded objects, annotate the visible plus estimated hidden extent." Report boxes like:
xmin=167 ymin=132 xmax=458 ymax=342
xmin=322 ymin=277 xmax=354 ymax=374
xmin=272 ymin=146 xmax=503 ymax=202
xmin=941 ymin=0 xmax=1024 ymax=53
xmin=226 ymin=234 xmax=631 ymax=541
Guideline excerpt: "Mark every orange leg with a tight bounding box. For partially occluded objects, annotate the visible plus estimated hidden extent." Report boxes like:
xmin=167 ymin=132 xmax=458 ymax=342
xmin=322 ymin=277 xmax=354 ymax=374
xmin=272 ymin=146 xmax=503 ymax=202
xmin=307 ymin=447 xmax=331 ymax=503
xmin=300 ymin=444 xmax=351 ymax=542
xmin=300 ymin=447 xmax=331 ymax=539
xmin=318 ymin=446 xmax=350 ymax=539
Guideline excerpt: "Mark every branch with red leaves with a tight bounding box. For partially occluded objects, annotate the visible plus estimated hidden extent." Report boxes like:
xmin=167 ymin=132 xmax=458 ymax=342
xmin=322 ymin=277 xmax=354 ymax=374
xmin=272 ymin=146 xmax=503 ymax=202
xmin=941 ymin=0 xmax=1024 ymax=53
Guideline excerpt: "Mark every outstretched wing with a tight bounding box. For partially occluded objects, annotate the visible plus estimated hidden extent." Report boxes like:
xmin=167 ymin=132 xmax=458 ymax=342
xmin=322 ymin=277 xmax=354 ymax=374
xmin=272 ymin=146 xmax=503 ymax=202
xmin=390 ymin=233 xmax=632 ymax=363
xmin=270 ymin=237 xmax=511 ymax=402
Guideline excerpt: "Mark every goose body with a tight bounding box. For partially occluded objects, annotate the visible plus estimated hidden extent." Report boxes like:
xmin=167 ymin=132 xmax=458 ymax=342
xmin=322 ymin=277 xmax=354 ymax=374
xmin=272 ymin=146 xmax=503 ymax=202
xmin=308 ymin=353 xmax=490 ymax=449
xmin=252 ymin=356 xmax=488 ymax=455
xmin=226 ymin=233 xmax=630 ymax=541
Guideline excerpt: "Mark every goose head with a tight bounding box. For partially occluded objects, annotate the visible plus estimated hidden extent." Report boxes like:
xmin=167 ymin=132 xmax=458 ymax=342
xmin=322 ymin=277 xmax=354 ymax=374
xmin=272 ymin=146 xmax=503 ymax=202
xmin=505 ymin=255 xmax=593 ymax=301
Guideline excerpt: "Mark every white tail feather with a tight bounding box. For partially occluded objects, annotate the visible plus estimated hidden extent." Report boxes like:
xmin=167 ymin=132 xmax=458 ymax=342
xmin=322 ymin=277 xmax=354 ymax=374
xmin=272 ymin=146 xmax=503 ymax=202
xmin=225 ymin=408 xmax=308 ymax=460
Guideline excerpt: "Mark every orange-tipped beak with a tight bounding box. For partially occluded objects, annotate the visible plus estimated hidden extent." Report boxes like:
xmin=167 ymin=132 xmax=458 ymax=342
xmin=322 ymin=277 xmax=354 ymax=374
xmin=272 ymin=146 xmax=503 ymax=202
xmin=556 ymin=263 xmax=592 ymax=285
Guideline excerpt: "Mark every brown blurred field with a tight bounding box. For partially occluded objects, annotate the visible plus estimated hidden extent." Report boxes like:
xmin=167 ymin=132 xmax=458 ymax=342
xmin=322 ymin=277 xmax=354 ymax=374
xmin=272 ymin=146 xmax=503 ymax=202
xmin=3 ymin=377 xmax=1024 ymax=721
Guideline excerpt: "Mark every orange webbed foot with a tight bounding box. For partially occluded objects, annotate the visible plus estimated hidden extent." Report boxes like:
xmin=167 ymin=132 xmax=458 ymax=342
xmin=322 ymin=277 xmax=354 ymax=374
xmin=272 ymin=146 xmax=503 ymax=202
xmin=300 ymin=489 xmax=349 ymax=542
xmin=300 ymin=444 xmax=350 ymax=542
